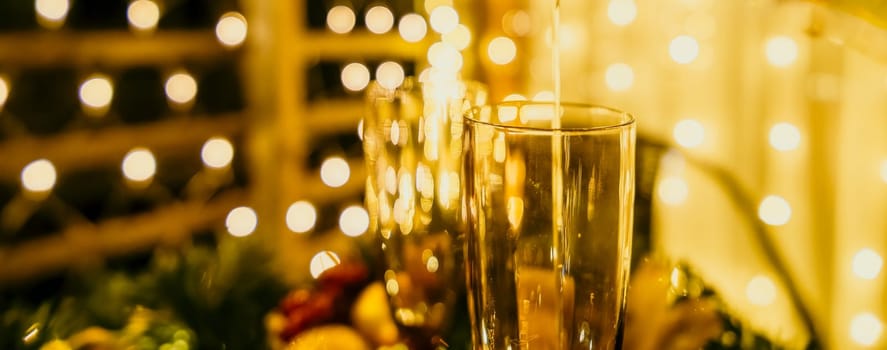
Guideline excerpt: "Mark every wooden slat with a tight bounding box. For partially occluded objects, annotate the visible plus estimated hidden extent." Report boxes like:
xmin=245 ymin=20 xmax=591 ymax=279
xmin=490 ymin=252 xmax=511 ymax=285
xmin=298 ymin=32 xmax=427 ymax=60
xmin=0 ymin=115 xmax=244 ymax=181
xmin=0 ymin=31 xmax=229 ymax=67
xmin=304 ymin=99 xmax=363 ymax=135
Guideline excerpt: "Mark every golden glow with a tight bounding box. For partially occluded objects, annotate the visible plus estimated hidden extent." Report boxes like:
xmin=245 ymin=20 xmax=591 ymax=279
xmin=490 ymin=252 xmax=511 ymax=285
xmin=165 ymin=71 xmax=198 ymax=105
xmin=21 ymin=159 xmax=57 ymax=194
xmin=127 ymin=0 xmax=160 ymax=32
xmin=604 ymin=63 xmax=634 ymax=92
xmin=286 ymin=201 xmax=317 ymax=233
xmin=398 ymin=14 xmax=427 ymax=43
xmin=880 ymin=160 xmax=887 ymax=184
xmin=673 ymin=119 xmax=704 ymax=148
xmin=852 ymin=248 xmax=883 ymax=280
xmin=745 ymin=275 xmax=777 ymax=306
xmin=310 ymin=251 xmax=341 ymax=279
xmin=657 ymin=176 xmax=689 ymax=205
xmin=201 ymin=137 xmax=234 ymax=169
xmin=122 ymin=148 xmax=156 ymax=183
xmin=340 ymin=205 xmax=370 ymax=237
xmin=769 ymin=122 xmax=801 ymax=152
xmin=443 ymin=24 xmax=471 ymax=51
xmin=426 ymin=255 xmax=439 ymax=273
xmin=765 ymin=36 xmax=798 ymax=68
xmin=320 ymin=156 xmax=350 ymax=188
xmin=493 ymin=134 xmax=507 ymax=162
xmin=357 ymin=118 xmax=364 ymax=140
xmin=365 ymin=6 xmax=394 ymax=34
xmin=506 ymin=196 xmax=524 ymax=230
xmin=327 ymin=5 xmax=356 ymax=34
xmin=427 ymin=42 xmax=463 ymax=73
xmin=215 ymin=12 xmax=247 ymax=48
xmin=758 ymin=195 xmax=791 ymax=226
xmin=669 ymin=35 xmax=699 ymax=64
xmin=226 ymin=206 xmax=257 ymax=237
xmin=532 ymin=90 xmax=554 ymax=102
xmin=386 ymin=278 xmax=399 ymax=295
xmin=0 ymin=76 xmax=9 ymax=108
xmin=424 ymin=0 xmax=453 ymax=14
xmin=376 ymin=61 xmax=405 ymax=90
xmin=35 ymin=0 xmax=69 ymax=28
xmin=503 ymin=93 xmax=526 ymax=102
xmin=850 ymin=313 xmax=883 ymax=346
xmin=498 ymin=105 xmax=518 ymax=123
xmin=488 ymin=36 xmax=517 ymax=65
xmin=607 ymin=0 xmax=637 ymax=26
xmin=79 ymin=75 xmax=114 ymax=110
xmin=341 ymin=63 xmax=371 ymax=92
xmin=429 ymin=6 xmax=459 ymax=34
xmin=502 ymin=10 xmax=531 ymax=37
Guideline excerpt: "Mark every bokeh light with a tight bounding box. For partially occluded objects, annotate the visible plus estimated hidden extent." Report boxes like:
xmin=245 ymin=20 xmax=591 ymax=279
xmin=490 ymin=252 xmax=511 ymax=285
xmin=427 ymin=42 xmax=462 ymax=72
xmin=122 ymin=148 xmax=157 ymax=183
xmin=765 ymin=36 xmax=799 ymax=67
xmin=488 ymin=36 xmax=517 ymax=65
xmin=339 ymin=205 xmax=369 ymax=237
xmin=79 ymin=75 xmax=114 ymax=110
xmin=669 ymin=35 xmax=700 ymax=64
xmin=215 ymin=12 xmax=247 ymax=47
xmin=341 ymin=63 xmax=371 ymax=92
xmin=201 ymin=137 xmax=234 ymax=169
xmin=852 ymin=248 xmax=883 ymax=280
xmin=21 ymin=159 xmax=57 ymax=194
xmin=745 ymin=275 xmax=777 ymax=306
xmin=503 ymin=10 xmax=531 ymax=37
xmin=165 ymin=71 xmax=198 ymax=105
xmin=758 ymin=195 xmax=791 ymax=226
xmin=673 ymin=119 xmax=705 ymax=148
xmin=442 ymin=24 xmax=471 ymax=51
xmin=127 ymin=0 xmax=160 ymax=32
xmin=398 ymin=14 xmax=427 ymax=43
xmin=607 ymin=0 xmax=637 ymax=26
xmin=658 ymin=176 xmax=688 ymax=205
xmin=532 ymin=90 xmax=554 ymax=102
xmin=286 ymin=201 xmax=317 ymax=234
xmin=605 ymin=63 xmax=634 ymax=92
xmin=503 ymin=93 xmax=526 ymax=102
xmin=850 ymin=313 xmax=883 ymax=346
xmin=327 ymin=5 xmax=356 ymax=34
xmin=226 ymin=206 xmax=257 ymax=237
xmin=881 ymin=160 xmax=887 ymax=184
xmin=310 ymin=251 xmax=341 ymax=279
xmin=320 ymin=157 xmax=350 ymax=188
xmin=0 ymin=76 xmax=8 ymax=108
xmin=35 ymin=0 xmax=69 ymax=28
xmin=429 ymin=6 xmax=459 ymax=34
xmin=376 ymin=61 xmax=405 ymax=90
xmin=769 ymin=122 xmax=801 ymax=151
xmin=365 ymin=6 xmax=394 ymax=34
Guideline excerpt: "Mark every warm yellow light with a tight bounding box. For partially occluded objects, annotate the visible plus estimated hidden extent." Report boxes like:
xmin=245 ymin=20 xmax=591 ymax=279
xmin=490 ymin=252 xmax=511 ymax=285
xmin=758 ymin=195 xmax=791 ymax=226
xmin=215 ymin=12 xmax=247 ymax=48
xmin=657 ymin=176 xmax=688 ymax=206
xmin=320 ymin=156 xmax=350 ymax=188
xmin=745 ymin=275 xmax=777 ymax=306
xmin=79 ymin=75 xmax=114 ymax=110
xmin=35 ymin=0 xmax=69 ymax=28
xmin=769 ymin=122 xmax=801 ymax=152
xmin=357 ymin=118 xmax=364 ymax=140
xmin=488 ymin=36 xmax=517 ymax=65
xmin=429 ymin=6 xmax=459 ymax=34
xmin=365 ymin=6 xmax=394 ymax=34
xmin=427 ymin=42 xmax=462 ymax=73
xmin=852 ymin=248 xmax=883 ymax=280
xmin=165 ymin=72 xmax=198 ymax=105
xmin=442 ymin=24 xmax=471 ymax=51
xmin=765 ymin=36 xmax=798 ymax=68
xmin=532 ymin=91 xmax=554 ymax=102
xmin=398 ymin=14 xmax=427 ymax=43
xmin=122 ymin=148 xmax=156 ymax=182
xmin=339 ymin=205 xmax=369 ymax=237
xmin=201 ymin=137 xmax=234 ymax=169
xmin=502 ymin=10 xmax=531 ymax=37
xmin=607 ymin=0 xmax=637 ymax=26
xmin=286 ymin=200 xmax=317 ymax=234
xmin=605 ymin=63 xmax=634 ymax=92
xmin=376 ymin=61 xmax=405 ymax=90
xmin=0 ymin=76 xmax=8 ymax=108
xmin=127 ymin=0 xmax=160 ymax=32
xmin=881 ymin=160 xmax=887 ymax=184
xmin=424 ymin=0 xmax=453 ymax=13
xmin=503 ymin=93 xmax=526 ymax=102
xmin=310 ymin=251 xmax=341 ymax=279
xmin=226 ymin=206 xmax=257 ymax=237
xmin=21 ymin=159 xmax=57 ymax=194
xmin=673 ymin=119 xmax=704 ymax=148
xmin=341 ymin=63 xmax=370 ymax=92
xmin=327 ymin=5 xmax=356 ymax=34
xmin=669 ymin=35 xmax=699 ymax=64
xmin=850 ymin=313 xmax=883 ymax=346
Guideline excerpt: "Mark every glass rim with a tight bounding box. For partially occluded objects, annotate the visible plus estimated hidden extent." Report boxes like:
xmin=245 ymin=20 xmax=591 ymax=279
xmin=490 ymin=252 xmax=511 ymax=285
xmin=465 ymin=101 xmax=635 ymax=134
xmin=366 ymin=76 xmax=487 ymax=96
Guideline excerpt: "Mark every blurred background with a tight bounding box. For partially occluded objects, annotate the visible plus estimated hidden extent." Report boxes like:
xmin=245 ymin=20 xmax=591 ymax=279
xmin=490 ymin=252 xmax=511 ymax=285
xmin=0 ymin=0 xmax=884 ymax=349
